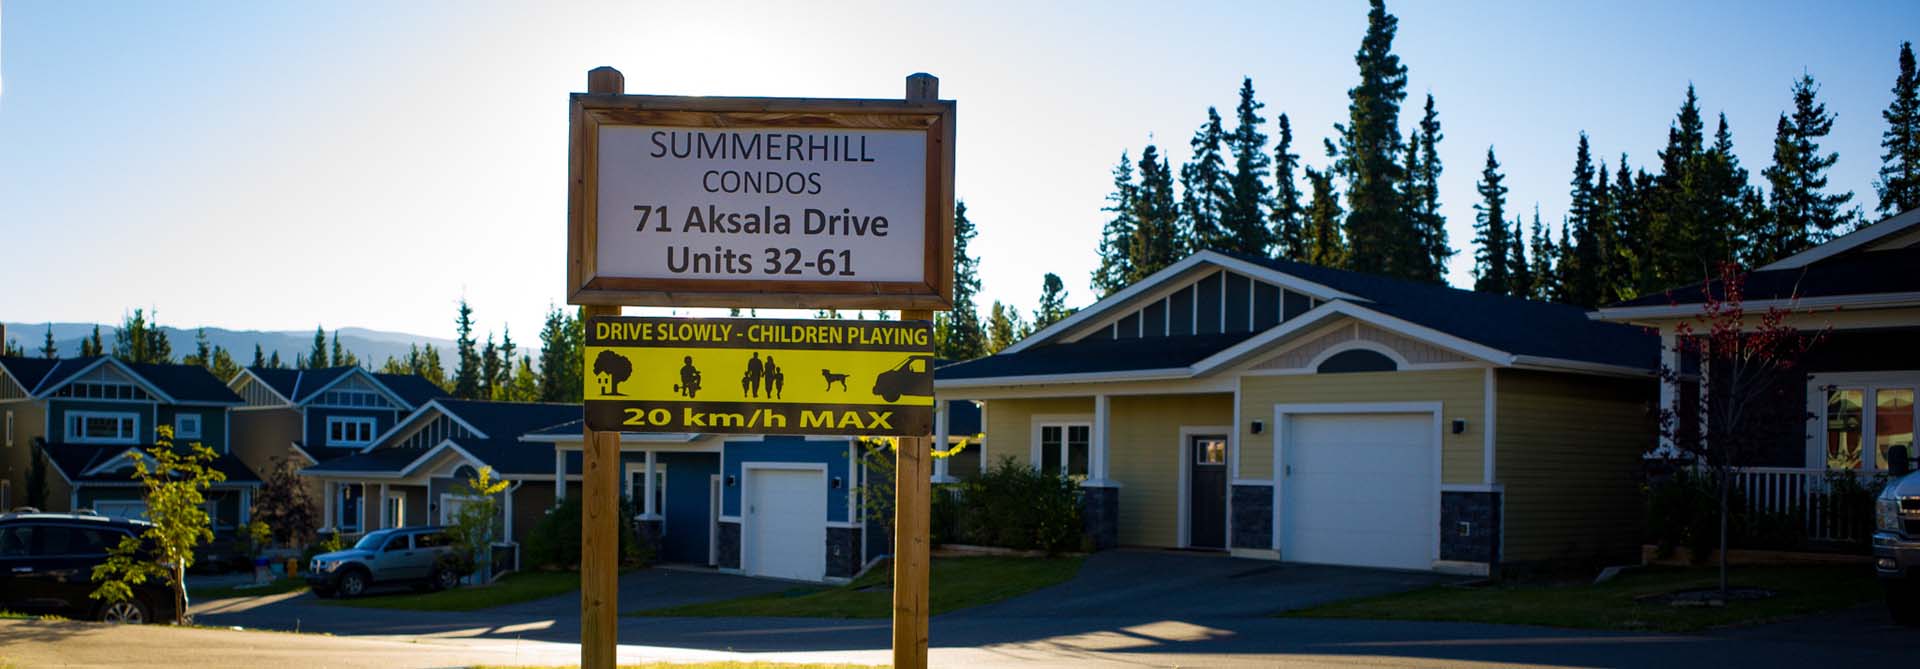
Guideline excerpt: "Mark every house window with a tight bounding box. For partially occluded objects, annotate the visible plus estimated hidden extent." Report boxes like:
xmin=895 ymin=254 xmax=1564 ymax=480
xmin=1039 ymin=424 xmax=1091 ymax=478
xmin=326 ymin=417 xmax=377 ymax=446
xmin=1822 ymin=385 xmax=1917 ymax=471
xmin=65 ymin=412 xmax=139 ymax=444
xmin=175 ymin=414 xmax=202 ymax=439
xmin=317 ymin=390 xmax=387 ymax=408
xmin=53 ymin=382 xmax=150 ymax=401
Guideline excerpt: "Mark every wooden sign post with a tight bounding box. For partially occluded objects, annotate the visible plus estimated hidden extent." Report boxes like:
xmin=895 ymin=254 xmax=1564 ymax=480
xmin=567 ymin=67 xmax=952 ymax=669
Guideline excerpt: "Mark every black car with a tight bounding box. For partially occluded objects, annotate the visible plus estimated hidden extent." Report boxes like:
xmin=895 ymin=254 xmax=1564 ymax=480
xmin=871 ymin=355 xmax=935 ymax=403
xmin=0 ymin=512 xmax=179 ymax=624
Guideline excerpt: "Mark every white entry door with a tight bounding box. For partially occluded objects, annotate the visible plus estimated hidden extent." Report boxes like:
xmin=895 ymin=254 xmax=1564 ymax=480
xmin=745 ymin=468 xmax=827 ymax=582
xmin=1281 ymin=413 xmax=1436 ymax=571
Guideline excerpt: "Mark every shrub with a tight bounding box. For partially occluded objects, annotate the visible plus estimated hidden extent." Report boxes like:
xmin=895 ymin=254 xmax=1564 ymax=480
xmin=950 ymin=457 xmax=1083 ymax=554
xmin=524 ymin=493 xmax=649 ymax=569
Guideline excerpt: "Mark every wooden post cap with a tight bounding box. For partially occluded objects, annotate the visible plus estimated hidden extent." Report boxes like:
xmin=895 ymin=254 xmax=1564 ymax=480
xmin=588 ymin=67 xmax=625 ymax=95
xmin=906 ymin=73 xmax=938 ymax=102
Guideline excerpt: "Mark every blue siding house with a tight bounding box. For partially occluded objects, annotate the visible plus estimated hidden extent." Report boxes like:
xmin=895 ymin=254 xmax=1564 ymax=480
xmin=0 ymin=356 xmax=256 ymax=533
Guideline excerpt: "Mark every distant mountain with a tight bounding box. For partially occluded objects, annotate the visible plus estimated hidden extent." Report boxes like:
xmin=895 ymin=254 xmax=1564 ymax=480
xmin=1 ymin=322 xmax=456 ymax=370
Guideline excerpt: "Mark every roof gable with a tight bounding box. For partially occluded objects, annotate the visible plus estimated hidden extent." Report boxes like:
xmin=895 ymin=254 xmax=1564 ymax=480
xmin=1760 ymin=207 xmax=1920 ymax=270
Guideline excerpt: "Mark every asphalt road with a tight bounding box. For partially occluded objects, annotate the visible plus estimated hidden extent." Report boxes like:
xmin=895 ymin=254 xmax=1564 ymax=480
xmin=17 ymin=551 xmax=1916 ymax=668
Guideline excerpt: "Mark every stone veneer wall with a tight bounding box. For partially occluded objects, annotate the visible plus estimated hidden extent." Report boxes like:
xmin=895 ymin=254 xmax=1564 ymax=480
xmin=1082 ymin=486 xmax=1119 ymax=550
xmin=1439 ymin=491 xmax=1500 ymax=563
xmin=716 ymin=520 xmax=742 ymax=569
xmin=635 ymin=519 xmax=665 ymax=558
xmin=826 ymin=526 xmax=862 ymax=579
xmin=1230 ymin=485 xmax=1273 ymax=550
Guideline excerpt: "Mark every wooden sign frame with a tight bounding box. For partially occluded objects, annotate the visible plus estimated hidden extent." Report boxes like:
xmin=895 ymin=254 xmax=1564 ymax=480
xmin=567 ymin=91 xmax=957 ymax=310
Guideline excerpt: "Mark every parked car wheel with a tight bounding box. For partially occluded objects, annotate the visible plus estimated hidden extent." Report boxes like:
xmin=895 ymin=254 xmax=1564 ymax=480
xmin=97 ymin=599 xmax=148 ymax=625
xmin=336 ymin=568 xmax=370 ymax=598
xmin=1889 ymin=583 xmax=1920 ymax=626
xmin=431 ymin=568 xmax=460 ymax=592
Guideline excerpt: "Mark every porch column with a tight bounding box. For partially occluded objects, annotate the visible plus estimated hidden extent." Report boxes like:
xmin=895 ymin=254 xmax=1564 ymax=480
xmin=238 ymin=488 xmax=252 ymax=525
xmin=322 ymin=481 xmax=334 ymax=529
xmin=1090 ymin=395 xmax=1112 ymax=484
xmin=554 ymin=448 xmax=566 ymax=503
xmin=643 ymin=451 xmax=657 ymax=517
xmin=1082 ymin=394 xmax=1120 ymax=550
xmin=1659 ymin=329 xmax=1678 ymax=455
xmin=931 ymin=402 xmax=954 ymax=483
xmin=378 ymin=483 xmax=390 ymax=529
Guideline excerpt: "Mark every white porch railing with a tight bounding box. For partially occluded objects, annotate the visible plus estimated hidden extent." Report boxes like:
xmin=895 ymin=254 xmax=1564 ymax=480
xmin=1725 ymin=467 xmax=1889 ymax=544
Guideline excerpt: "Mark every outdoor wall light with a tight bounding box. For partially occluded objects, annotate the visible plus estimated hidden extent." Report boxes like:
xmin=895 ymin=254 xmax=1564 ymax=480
xmin=831 ymin=477 xmax=844 ymax=489
xmin=1451 ymin=419 xmax=1467 ymax=434
xmin=1251 ymin=420 xmax=1264 ymax=435
xmin=725 ymin=475 xmax=737 ymax=487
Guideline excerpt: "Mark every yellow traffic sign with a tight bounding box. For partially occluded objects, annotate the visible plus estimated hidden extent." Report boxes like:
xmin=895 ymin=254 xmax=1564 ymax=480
xmin=583 ymin=316 xmax=934 ymax=436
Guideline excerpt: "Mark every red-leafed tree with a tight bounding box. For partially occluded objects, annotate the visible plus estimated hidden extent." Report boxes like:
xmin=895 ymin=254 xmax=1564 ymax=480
xmin=1658 ymin=261 xmax=1823 ymax=594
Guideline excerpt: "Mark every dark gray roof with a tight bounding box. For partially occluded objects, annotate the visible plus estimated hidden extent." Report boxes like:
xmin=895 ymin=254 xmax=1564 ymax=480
xmin=937 ymin=334 xmax=1252 ymax=380
xmin=0 ymin=357 xmax=240 ymax=404
xmin=41 ymin=442 xmax=259 ymax=485
xmin=1609 ymin=247 xmax=1920 ymax=308
xmin=372 ymin=373 xmax=451 ymax=407
xmin=300 ymin=447 xmax=426 ymax=475
xmin=435 ymin=399 xmax=581 ymax=440
xmin=243 ymin=367 xmax=447 ymax=408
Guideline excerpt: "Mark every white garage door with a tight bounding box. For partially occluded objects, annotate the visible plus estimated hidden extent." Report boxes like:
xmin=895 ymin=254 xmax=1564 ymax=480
xmin=745 ymin=468 xmax=827 ymax=582
xmin=1281 ymin=413 xmax=1435 ymax=571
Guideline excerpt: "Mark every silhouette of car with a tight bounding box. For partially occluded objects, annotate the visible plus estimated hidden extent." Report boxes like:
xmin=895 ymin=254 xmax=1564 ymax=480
xmin=872 ymin=355 xmax=935 ymax=403
xmin=0 ymin=511 xmax=179 ymax=623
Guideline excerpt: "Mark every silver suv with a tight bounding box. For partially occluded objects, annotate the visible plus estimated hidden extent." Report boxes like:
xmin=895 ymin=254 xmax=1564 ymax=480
xmin=307 ymin=527 xmax=460 ymax=598
xmin=1874 ymin=446 xmax=1920 ymax=625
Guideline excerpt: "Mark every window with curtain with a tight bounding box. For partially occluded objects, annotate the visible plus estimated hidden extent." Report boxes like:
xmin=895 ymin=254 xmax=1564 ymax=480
xmin=1827 ymin=389 xmax=1864 ymax=469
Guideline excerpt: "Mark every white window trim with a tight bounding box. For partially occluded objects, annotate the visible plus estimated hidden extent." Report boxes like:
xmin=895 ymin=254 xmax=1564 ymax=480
xmin=175 ymin=413 xmax=203 ymax=439
xmin=1806 ymin=371 xmax=1920 ymax=472
xmin=65 ymin=411 xmax=141 ymax=445
xmin=325 ymin=416 xmax=379 ymax=447
xmin=1029 ymin=415 xmax=1093 ymax=478
xmin=438 ymin=493 xmax=484 ymax=526
xmin=624 ymin=459 xmax=669 ymax=523
xmin=4 ymin=410 xmax=12 ymax=448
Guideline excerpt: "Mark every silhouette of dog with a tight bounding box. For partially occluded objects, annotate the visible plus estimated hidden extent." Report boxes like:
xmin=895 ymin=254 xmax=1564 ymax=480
xmin=822 ymin=369 xmax=850 ymax=391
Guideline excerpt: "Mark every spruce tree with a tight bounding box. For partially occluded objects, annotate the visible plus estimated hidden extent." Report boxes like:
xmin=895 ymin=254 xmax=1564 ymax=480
xmin=1034 ymin=273 xmax=1072 ymax=330
xmin=83 ymin=326 xmax=103 ymax=358
xmin=40 ymin=325 xmax=57 ymax=359
xmin=1181 ymin=108 xmax=1231 ymax=252
xmin=1562 ymin=133 xmax=1606 ymax=307
xmin=1335 ymin=0 xmax=1413 ymax=279
xmin=935 ymin=202 xmax=987 ymax=361
xmin=1129 ymin=145 xmax=1184 ymax=281
xmin=1509 ymin=216 xmax=1532 ymax=300
xmin=209 ymin=347 xmax=241 ymax=382
xmin=184 ymin=329 xmax=212 ymax=368
xmin=1270 ymin=114 xmax=1307 ymax=261
xmin=538 ymin=305 xmax=582 ymax=402
xmin=1878 ymin=42 xmax=1920 ymax=216
xmin=452 ymin=300 xmax=481 ymax=399
xmin=1758 ymin=73 xmax=1856 ymax=265
xmin=252 ymin=343 xmax=265 ymax=368
xmin=306 ymin=326 xmax=326 ymax=369
xmin=1093 ymin=152 xmax=1139 ymax=296
xmin=1589 ymin=158 xmax=1622 ymax=305
xmin=112 ymin=309 xmax=171 ymax=364
xmin=1222 ymin=77 xmax=1272 ymax=254
xmin=480 ymin=335 xmax=500 ymax=401
xmin=1302 ymin=166 xmax=1347 ymax=267
xmin=1409 ymin=94 xmax=1450 ymax=282
xmin=268 ymin=351 xmax=283 ymax=369
xmin=985 ymin=301 xmax=1027 ymax=355
xmin=1471 ymin=148 xmax=1512 ymax=295
xmin=1527 ymin=209 xmax=1556 ymax=301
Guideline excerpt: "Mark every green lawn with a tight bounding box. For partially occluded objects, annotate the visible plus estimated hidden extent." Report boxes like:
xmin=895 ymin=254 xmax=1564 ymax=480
xmin=191 ymin=577 xmax=309 ymax=600
xmin=321 ymin=570 xmax=580 ymax=612
xmin=1284 ymin=565 xmax=1881 ymax=632
xmin=632 ymin=556 xmax=1083 ymax=619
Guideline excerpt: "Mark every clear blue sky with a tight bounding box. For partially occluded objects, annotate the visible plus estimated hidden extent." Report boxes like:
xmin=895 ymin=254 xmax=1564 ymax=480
xmin=2 ymin=1 xmax=1916 ymax=345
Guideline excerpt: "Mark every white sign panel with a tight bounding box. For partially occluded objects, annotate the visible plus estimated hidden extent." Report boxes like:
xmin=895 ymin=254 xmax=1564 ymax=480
xmin=595 ymin=126 xmax=928 ymax=284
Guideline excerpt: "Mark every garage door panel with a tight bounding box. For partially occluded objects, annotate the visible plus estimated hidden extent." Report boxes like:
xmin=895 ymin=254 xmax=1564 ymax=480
xmin=746 ymin=468 xmax=827 ymax=582
xmin=1281 ymin=412 xmax=1435 ymax=571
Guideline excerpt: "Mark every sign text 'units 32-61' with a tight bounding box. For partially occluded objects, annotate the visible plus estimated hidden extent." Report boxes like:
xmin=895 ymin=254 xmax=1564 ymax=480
xmin=582 ymin=316 xmax=934 ymax=437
